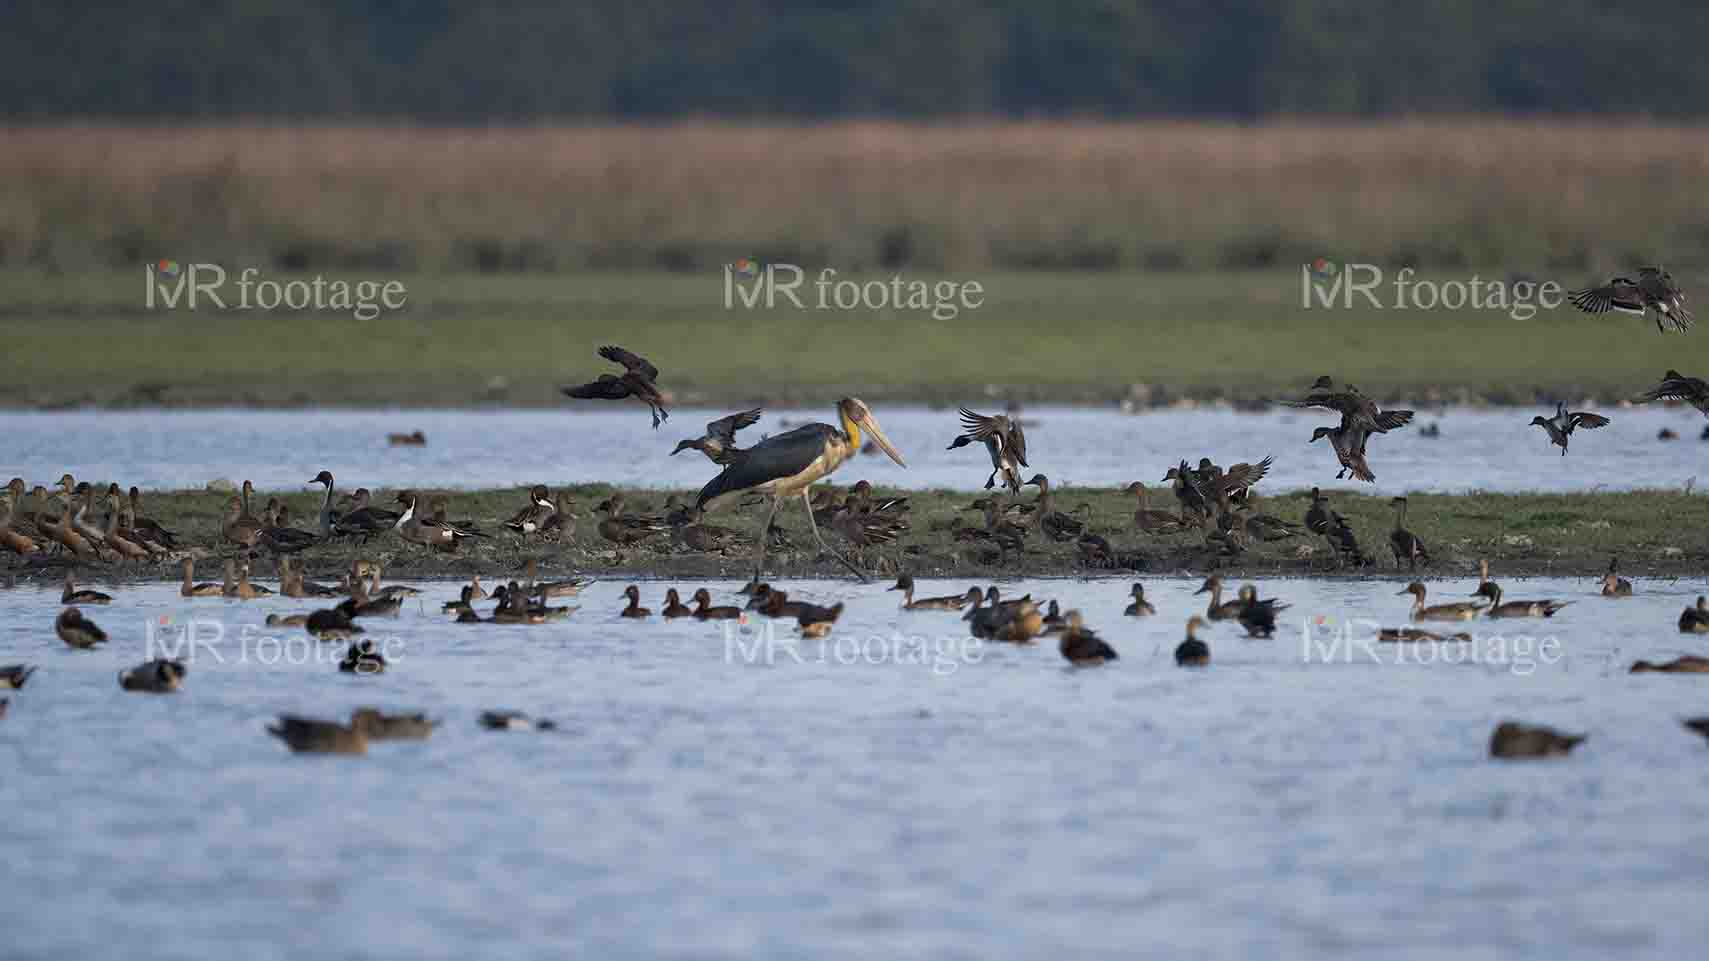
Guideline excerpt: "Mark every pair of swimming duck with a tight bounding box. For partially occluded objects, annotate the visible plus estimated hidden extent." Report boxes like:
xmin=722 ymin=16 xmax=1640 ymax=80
xmin=1397 ymin=560 xmax=1572 ymax=621
xmin=1194 ymin=575 xmax=1290 ymax=638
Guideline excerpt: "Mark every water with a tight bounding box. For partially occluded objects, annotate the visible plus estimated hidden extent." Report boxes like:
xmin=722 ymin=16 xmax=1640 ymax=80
xmin=3 ymin=574 xmax=1708 ymax=960
xmin=5 ymin=404 xmax=1705 ymax=495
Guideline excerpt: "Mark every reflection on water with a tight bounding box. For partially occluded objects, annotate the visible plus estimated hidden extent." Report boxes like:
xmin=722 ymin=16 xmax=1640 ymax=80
xmin=3 ymin=575 xmax=1709 ymax=959
xmin=5 ymin=404 xmax=1706 ymax=493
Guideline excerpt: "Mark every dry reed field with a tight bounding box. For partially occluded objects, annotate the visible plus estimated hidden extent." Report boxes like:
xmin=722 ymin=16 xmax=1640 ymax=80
xmin=3 ymin=120 xmax=1708 ymax=273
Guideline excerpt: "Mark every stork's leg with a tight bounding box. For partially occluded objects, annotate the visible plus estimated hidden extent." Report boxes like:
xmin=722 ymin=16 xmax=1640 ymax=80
xmin=751 ymin=494 xmax=782 ymax=580
xmin=799 ymin=488 xmax=867 ymax=582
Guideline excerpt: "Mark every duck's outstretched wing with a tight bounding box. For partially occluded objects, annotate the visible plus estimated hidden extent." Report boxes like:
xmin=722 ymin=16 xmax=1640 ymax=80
xmin=1217 ymin=455 xmax=1273 ymax=493
xmin=1568 ymin=279 xmax=1646 ymax=316
xmin=598 ymin=345 xmax=661 ymax=382
xmin=1276 ymin=390 xmax=1359 ymax=415
xmin=706 ymin=408 xmax=763 ymax=446
xmin=1633 ymin=370 xmax=1709 ymax=413
xmin=562 ymin=376 xmax=633 ymax=400
xmin=1570 ymin=411 xmax=1611 ymax=430
xmin=1374 ymin=409 xmax=1414 ymax=431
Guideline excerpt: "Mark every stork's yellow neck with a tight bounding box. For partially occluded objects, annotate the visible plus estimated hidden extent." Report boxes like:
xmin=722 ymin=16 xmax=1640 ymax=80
xmin=840 ymin=409 xmax=861 ymax=449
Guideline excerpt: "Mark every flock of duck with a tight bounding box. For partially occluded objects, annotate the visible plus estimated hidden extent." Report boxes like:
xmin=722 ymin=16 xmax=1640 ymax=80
xmin=6 ymin=351 xmax=1709 ymax=757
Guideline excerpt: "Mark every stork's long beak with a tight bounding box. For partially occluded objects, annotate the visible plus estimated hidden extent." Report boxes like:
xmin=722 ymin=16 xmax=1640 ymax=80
xmin=858 ymin=411 xmax=906 ymax=467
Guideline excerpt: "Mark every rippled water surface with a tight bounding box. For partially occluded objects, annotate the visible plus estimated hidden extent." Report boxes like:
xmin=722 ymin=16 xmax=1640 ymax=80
xmin=5 ymin=404 xmax=1706 ymax=493
xmin=4 ymin=574 xmax=1709 ymax=960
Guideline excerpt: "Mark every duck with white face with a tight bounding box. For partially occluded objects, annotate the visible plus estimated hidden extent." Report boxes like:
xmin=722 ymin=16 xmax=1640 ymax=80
xmin=695 ymin=397 xmax=905 ymax=582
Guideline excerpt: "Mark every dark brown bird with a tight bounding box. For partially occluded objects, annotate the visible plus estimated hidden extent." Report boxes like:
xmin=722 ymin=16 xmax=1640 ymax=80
xmin=306 ymin=606 xmax=365 ymax=640
xmin=1631 ymin=655 xmax=1709 ymax=673
xmin=55 ymin=607 xmax=107 ymax=649
xmin=1120 ymin=482 xmax=1188 ymax=535
xmin=0 ymin=664 xmax=37 ymax=689
xmin=1388 ymin=497 xmax=1428 ymax=571
xmin=562 ymin=345 xmax=669 ymax=428
xmin=620 ymin=584 xmax=651 ymax=618
xmin=672 ymin=408 xmax=763 ymax=463
xmin=350 ymin=708 xmax=438 ymax=740
xmin=119 ymin=659 xmax=187 ymax=693
xmin=268 ymin=715 xmax=368 ymax=754
xmin=1021 ymin=474 xmax=1085 ymax=542
xmin=339 ymin=640 xmax=387 ymax=674
xmin=661 ymin=589 xmax=694 ymax=618
xmin=692 ymin=588 xmax=743 ymax=620
xmin=1175 ymin=617 xmax=1210 ymax=667
xmin=1679 ymin=596 xmax=1709 ymax=632
xmin=1569 ymin=268 xmax=1690 ymax=333
xmin=1058 ymin=611 xmax=1118 ymax=665
xmin=61 ymin=572 xmax=112 ymax=605
xmin=595 ymin=495 xmax=670 ymax=548
xmin=1632 ymin=369 xmax=1709 ymax=417
xmin=480 ymin=711 xmax=558 ymax=731
xmin=1489 ymin=722 xmax=1586 ymax=759
xmin=795 ymin=600 xmax=845 ymax=638
xmin=1279 ymin=376 xmax=1415 ymax=438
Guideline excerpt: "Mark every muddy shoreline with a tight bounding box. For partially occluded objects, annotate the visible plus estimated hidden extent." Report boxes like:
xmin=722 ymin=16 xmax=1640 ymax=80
xmin=6 ymin=484 xmax=1706 ymax=586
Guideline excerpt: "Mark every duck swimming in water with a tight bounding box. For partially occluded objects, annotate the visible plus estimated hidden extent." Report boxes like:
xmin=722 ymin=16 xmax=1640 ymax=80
xmin=1678 ymin=596 xmax=1709 ymax=633
xmin=1123 ymin=583 xmax=1156 ymax=617
xmin=661 ymin=589 xmax=694 ymax=618
xmin=1472 ymin=582 xmax=1571 ymax=618
xmin=268 ymin=715 xmax=367 ymax=755
xmin=1175 ymin=617 xmax=1210 ymax=667
xmin=1489 ymin=722 xmax=1586 ymax=759
xmin=1631 ymin=656 xmax=1709 ymax=673
xmin=119 ymin=658 xmax=187 ymax=693
xmin=692 ymin=588 xmax=743 ymax=620
xmin=889 ymin=574 xmax=976 ymax=611
xmin=1601 ymin=556 xmax=1633 ymax=597
xmin=1397 ymin=582 xmax=1486 ymax=622
xmin=1193 ymin=575 xmax=1244 ymax=620
xmin=61 ymin=573 xmax=111 ymax=605
xmin=1057 ymin=611 xmax=1117 ymax=666
xmin=620 ymin=585 xmax=651 ymax=618
xmin=55 ymin=607 xmax=107 ymax=648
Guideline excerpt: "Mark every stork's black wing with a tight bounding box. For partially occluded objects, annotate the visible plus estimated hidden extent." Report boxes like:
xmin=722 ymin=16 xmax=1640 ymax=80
xmin=561 ymin=375 xmax=634 ymax=400
xmin=599 ymin=345 xmax=660 ymax=382
xmin=706 ymin=408 xmax=763 ymax=446
xmin=697 ymin=424 xmax=838 ymax=510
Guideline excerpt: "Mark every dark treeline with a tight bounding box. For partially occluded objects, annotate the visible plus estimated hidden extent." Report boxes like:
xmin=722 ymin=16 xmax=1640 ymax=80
xmin=5 ymin=0 xmax=1707 ymax=119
